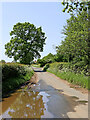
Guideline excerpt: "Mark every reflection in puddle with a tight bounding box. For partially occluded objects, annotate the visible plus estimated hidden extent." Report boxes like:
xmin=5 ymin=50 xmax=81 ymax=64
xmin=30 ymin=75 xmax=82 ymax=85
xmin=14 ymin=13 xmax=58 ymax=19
xmin=78 ymin=100 xmax=88 ymax=105
xmin=71 ymin=96 xmax=79 ymax=100
xmin=2 ymin=90 xmax=53 ymax=118
xmin=2 ymin=79 xmax=88 ymax=118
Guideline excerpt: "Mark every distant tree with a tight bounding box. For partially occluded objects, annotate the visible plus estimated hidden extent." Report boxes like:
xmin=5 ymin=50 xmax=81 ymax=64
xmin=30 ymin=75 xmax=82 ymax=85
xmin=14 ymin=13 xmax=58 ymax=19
xmin=37 ymin=53 xmax=55 ymax=67
xmin=5 ymin=22 xmax=46 ymax=64
xmin=42 ymin=53 xmax=55 ymax=63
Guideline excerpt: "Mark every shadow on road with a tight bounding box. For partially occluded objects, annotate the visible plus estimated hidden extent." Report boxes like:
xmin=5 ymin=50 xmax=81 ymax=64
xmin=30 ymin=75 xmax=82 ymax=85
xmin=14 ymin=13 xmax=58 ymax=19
xmin=32 ymin=67 xmax=45 ymax=72
xmin=34 ymin=70 xmax=45 ymax=72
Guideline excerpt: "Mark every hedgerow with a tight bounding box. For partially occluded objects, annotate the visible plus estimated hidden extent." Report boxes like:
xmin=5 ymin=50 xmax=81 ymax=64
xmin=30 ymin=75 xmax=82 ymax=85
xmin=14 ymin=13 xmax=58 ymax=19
xmin=2 ymin=63 xmax=34 ymax=95
xmin=47 ymin=62 xmax=89 ymax=89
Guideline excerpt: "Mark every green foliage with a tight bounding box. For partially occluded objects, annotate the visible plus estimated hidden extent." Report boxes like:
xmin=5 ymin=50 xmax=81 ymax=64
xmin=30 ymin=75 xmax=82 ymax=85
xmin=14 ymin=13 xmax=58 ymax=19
xmin=37 ymin=59 xmax=46 ymax=67
xmin=53 ymin=2 xmax=90 ymax=89
xmin=54 ymin=53 xmax=67 ymax=62
xmin=43 ymin=53 xmax=55 ymax=63
xmin=2 ymin=63 xmax=26 ymax=81
xmin=47 ymin=62 xmax=89 ymax=89
xmin=0 ymin=60 xmax=6 ymax=63
xmin=62 ymin=1 xmax=89 ymax=14
xmin=0 ymin=64 xmax=2 ymax=77
xmin=5 ymin=22 xmax=46 ymax=64
xmin=2 ymin=63 xmax=34 ymax=95
xmin=43 ymin=63 xmax=50 ymax=71
xmin=37 ymin=53 xmax=55 ymax=67
xmin=56 ymin=11 xmax=89 ymax=64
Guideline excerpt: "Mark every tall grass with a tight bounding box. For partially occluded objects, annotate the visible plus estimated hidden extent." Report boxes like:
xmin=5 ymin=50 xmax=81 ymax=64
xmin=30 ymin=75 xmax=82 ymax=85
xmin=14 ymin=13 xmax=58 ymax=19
xmin=47 ymin=62 xmax=89 ymax=89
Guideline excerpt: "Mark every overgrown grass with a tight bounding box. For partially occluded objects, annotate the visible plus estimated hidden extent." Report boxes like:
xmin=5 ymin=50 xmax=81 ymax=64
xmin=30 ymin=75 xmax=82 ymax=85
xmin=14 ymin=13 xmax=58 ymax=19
xmin=47 ymin=62 xmax=89 ymax=90
xmin=2 ymin=63 xmax=34 ymax=95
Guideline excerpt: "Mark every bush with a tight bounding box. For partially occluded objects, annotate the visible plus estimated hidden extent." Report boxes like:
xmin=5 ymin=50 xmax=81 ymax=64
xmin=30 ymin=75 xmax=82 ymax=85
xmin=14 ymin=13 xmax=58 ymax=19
xmin=37 ymin=53 xmax=55 ymax=67
xmin=43 ymin=64 xmax=50 ymax=71
xmin=37 ymin=59 xmax=46 ymax=67
xmin=40 ymin=60 xmax=47 ymax=67
xmin=2 ymin=63 xmax=26 ymax=81
xmin=2 ymin=63 xmax=34 ymax=95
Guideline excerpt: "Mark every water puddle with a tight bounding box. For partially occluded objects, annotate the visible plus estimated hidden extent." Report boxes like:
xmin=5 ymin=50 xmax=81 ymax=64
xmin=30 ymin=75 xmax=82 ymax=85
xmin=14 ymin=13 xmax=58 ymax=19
xmin=78 ymin=100 xmax=88 ymax=105
xmin=1 ymin=79 xmax=88 ymax=118
xmin=2 ymin=88 xmax=54 ymax=118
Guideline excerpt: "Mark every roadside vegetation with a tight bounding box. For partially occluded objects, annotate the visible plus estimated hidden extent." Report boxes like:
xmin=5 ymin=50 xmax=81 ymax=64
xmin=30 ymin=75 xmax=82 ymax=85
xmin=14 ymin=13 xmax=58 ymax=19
xmin=2 ymin=22 xmax=46 ymax=96
xmin=36 ymin=9 xmax=89 ymax=90
xmin=1 ymin=63 xmax=34 ymax=96
xmin=37 ymin=53 xmax=55 ymax=67
xmin=36 ymin=58 xmax=89 ymax=89
xmin=47 ymin=62 xmax=89 ymax=89
xmin=1 ymin=1 xmax=89 ymax=96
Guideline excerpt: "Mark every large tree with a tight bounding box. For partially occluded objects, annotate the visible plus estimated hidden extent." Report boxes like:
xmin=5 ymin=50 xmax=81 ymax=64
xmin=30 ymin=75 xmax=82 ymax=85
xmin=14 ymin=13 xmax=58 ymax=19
xmin=5 ymin=22 xmax=46 ymax=64
xmin=61 ymin=0 xmax=90 ymax=64
xmin=56 ymin=11 xmax=89 ymax=64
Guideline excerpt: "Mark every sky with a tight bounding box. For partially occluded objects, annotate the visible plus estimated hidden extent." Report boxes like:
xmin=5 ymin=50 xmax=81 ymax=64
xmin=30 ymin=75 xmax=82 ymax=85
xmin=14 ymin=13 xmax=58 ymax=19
xmin=0 ymin=1 xmax=70 ymax=62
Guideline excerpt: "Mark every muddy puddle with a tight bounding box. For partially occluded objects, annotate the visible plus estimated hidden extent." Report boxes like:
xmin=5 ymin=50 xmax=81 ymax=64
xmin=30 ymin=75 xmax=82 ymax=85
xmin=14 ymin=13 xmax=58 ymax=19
xmin=2 ymin=91 xmax=53 ymax=118
xmin=1 ymin=80 xmax=88 ymax=118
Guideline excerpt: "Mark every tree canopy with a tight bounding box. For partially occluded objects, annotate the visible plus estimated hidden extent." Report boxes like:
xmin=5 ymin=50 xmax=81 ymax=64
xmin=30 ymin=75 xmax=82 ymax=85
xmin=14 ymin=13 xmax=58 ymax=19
xmin=42 ymin=53 xmax=55 ymax=62
xmin=37 ymin=53 xmax=55 ymax=67
xmin=56 ymin=11 xmax=89 ymax=64
xmin=5 ymin=22 xmax=46 ymax=64
xmin=62 ymin=0 xmax=89 ymax=13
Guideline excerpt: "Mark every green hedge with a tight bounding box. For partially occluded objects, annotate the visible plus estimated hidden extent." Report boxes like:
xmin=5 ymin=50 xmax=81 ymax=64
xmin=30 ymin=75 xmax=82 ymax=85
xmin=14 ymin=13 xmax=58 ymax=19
xmin=2 ymin=63 xmax=27 ymax=81
xmin=47 ymin=62 xmax=89 ymax=89
xmin=2 ymin=63 xmax=34 ymax=95
xmin=57 ymin=62 xmax=89 ymax=76
xmin=43 ymin=63 xmax=50 ymax=71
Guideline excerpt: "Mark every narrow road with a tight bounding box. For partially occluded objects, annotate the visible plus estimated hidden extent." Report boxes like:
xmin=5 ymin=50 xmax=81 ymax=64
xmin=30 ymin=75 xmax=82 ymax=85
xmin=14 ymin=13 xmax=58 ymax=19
xmin=2 ymin=67 xmax=88 ymax=119
xmin=33 ymin=67 xmax=88 ymax=118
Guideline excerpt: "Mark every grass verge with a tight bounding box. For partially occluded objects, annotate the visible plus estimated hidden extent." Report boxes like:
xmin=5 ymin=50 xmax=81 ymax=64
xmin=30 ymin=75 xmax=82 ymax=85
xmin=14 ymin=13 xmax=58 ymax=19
xmin=47 ymin=62 xmax=89 ymax=90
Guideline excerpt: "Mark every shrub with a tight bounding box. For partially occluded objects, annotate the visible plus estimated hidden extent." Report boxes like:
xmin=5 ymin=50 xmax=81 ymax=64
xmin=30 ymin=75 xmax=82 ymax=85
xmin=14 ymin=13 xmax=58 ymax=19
xmin=2 ymin=63 xmax=34 ymax=95
xmin=2 ymin=63 xmax=27 ymax=81
xmin=43 ymin=64 xmax=50 ymax=71
xmin=37 ymin=53 xmax=55 ymax=67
